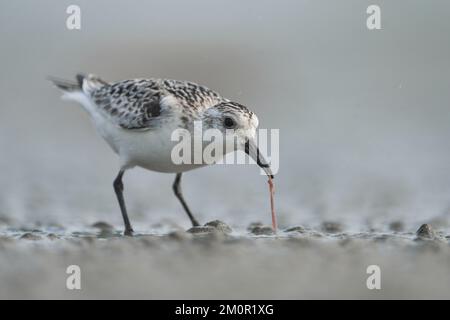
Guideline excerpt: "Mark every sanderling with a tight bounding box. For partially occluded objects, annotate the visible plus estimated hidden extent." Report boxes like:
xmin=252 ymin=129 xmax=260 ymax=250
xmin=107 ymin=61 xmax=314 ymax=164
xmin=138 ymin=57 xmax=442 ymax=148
xmin=50 ymin=74 xmax=274 ymax=236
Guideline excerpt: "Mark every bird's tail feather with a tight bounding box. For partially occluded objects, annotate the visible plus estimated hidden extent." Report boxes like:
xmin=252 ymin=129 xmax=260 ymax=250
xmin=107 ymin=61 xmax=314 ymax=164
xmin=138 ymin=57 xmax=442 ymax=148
xmin=48 ymin=75 xmax=83 ymax=92
xmin=48 ymin=73 xmax=108 ymax=92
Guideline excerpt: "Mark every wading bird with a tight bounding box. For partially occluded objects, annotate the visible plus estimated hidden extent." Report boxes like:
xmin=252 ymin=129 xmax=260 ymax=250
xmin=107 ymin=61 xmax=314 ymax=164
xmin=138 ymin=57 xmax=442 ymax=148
xmin=50 ymin=74 xmax=274 ymax=236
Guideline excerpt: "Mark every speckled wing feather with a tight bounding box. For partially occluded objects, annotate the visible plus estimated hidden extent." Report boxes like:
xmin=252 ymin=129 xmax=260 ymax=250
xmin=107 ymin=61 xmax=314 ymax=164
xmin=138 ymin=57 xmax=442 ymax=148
xmin=88 ymin=77 xmax=225 ymax=131
xmin=159 ymin=79 xmax=224 ymax=110
xmin=89 ymin=79 xmax=163 ymax=130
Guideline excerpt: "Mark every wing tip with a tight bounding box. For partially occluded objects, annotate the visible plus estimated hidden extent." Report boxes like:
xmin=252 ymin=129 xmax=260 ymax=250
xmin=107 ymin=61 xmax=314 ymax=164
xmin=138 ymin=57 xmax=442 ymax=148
xmin=48 ymin=73 xmax=108 ymax=93
xmin=76 ymin=73 xmax=86 ymax=87
xmin=47 ymin=76 xmax=81 ymax=92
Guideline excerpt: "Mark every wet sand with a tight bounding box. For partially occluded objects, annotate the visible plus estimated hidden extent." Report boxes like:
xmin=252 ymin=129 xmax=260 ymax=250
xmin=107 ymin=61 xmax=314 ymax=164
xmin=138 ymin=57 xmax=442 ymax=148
xmin=1 ymin=221 xmax=449 ymax=299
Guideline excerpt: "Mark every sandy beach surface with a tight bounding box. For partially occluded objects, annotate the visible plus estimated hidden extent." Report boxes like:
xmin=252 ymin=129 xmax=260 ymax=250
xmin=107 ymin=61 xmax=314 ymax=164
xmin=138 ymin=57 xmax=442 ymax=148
xmin=1 ymin=220 xmax=449 ymax=299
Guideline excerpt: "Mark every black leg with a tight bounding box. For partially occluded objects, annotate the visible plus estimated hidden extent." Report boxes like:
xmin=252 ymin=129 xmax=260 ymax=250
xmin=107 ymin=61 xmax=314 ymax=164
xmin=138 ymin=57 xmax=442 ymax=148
xmin=113 ymin=170 xmax=134 ymax=236
xmin=173 ymin=173 xmax=200 ymax=227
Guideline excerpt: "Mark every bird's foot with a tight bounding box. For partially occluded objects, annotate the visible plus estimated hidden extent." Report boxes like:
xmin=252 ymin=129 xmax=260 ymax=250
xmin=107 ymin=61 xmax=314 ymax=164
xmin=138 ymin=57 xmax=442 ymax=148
xmin=124 ymin=228 xmax=134 ymax=237
xmin=191 ymin=219 xmax=201 ymax=227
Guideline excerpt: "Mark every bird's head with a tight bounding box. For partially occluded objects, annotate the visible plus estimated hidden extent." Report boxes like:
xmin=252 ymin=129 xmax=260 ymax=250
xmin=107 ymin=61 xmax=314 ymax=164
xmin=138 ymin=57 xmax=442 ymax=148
xmin=202 ymin=101 xmax=273 ymax=178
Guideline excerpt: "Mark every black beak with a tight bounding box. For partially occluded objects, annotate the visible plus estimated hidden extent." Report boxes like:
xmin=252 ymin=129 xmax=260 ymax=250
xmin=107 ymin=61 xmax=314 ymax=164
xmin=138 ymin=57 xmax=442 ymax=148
xmin=245 ymin=139 xmax=274 ymax=179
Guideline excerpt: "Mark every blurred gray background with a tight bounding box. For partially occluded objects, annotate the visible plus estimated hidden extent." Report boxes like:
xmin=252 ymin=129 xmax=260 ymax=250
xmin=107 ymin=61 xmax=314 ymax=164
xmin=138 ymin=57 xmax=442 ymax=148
xmin=1 ymin=0 xmax=450 ymax=231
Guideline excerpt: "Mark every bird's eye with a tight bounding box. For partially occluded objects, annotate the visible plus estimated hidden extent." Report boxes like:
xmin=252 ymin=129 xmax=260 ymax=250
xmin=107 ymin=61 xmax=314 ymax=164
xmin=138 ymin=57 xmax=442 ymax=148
xmin=224 ymin=117 xmax=235 ymax=129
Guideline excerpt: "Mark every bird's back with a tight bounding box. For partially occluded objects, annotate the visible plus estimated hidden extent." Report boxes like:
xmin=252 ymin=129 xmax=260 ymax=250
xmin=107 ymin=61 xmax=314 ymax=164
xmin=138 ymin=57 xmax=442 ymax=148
xmin=50 ymin=74 xmax=227 ymax=172
xmin=58 ymin=75 xmax=225 ymax=131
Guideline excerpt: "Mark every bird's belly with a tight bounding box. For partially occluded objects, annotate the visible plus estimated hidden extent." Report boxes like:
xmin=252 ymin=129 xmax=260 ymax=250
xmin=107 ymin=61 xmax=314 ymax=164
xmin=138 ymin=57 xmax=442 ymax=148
xmin=97 ymin=121 xmax=206 ymax=173
xmin=130 ymin=140 xmax=206 ymax=173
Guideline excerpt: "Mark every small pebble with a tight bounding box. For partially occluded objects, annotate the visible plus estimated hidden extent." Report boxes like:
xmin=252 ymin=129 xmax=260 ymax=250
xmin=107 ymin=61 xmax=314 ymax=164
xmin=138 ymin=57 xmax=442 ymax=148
xmin=415 ymin=224 xmax=445 ymax=242
xmin=204 ymin=220 xmax=232 ymax=234
xmin=187 ymin=226 xmax=217 ymax=234
xmin=47 ymin=233 xmax=59 ymax=240
xmin=321 ymin=222 xmax=343 ymax=234
xmin=247 ymin=222 xmax=263 ymax=231
xmin=20 ymin=233 xmax=42 ymax=241
xmin=91 ymin=221 xmax=114 ymax=231
xmin=250 ymin=225 xmax=274 ymax=236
